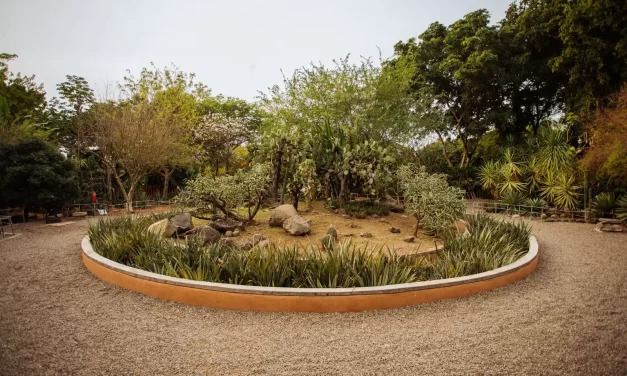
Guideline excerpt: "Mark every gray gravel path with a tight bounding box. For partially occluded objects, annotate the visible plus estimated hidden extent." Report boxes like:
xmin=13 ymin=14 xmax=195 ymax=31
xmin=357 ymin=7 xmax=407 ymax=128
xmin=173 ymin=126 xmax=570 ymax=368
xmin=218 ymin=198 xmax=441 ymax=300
xmin=0 ymin=219 xmax=626 ymax=375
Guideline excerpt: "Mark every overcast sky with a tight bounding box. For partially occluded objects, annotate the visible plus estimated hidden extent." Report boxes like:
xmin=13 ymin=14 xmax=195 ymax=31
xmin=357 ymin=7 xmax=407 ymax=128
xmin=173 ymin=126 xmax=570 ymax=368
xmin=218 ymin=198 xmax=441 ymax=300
xmin=1 ymin=0 xmax=513 ymax=102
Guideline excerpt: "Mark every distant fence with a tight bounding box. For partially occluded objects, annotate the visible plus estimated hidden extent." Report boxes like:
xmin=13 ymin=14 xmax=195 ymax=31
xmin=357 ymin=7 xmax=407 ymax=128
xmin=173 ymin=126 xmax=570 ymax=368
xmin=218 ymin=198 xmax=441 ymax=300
xmin=471 ymin=200 xmax=612 ymax=223
xmin=66 ymin=200 xmax=174 ymax=216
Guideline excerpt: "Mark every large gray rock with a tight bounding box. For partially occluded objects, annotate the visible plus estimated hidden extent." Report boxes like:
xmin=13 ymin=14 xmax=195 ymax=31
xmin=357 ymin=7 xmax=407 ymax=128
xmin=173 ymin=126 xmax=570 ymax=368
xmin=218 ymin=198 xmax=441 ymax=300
xmin=269 ymin=204 xmax=298 ymax=227
xmin=595 ymin=219 xmax=624 ymax=232
xmin=283 ymin=215 xmax=311 ymax=236
xmin=170 ymin=213 xmax=194 ymax=235
xmin=209 ymin=218 xmax=245 ymax=233
xmin=382 ymin=195 xmax=404 ymax=213
xmin=147 ymin=218 xmax=177 ymax=238
xmin=185 ymin=226 xmax=221 ymax=245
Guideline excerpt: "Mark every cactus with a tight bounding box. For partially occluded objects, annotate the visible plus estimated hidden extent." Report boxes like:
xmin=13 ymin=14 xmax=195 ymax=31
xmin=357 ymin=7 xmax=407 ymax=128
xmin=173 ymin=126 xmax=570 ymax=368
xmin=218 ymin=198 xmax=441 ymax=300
xmin=326 ymin=225 xmax=338 ymax=240
xmin=321 ymin=234 xmax=336 ymax=250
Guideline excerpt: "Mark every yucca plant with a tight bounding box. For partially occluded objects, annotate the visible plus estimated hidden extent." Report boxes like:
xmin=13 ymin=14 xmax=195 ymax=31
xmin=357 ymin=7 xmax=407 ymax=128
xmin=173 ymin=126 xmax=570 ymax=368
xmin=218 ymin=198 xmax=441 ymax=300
xmin=539 ymin=172 xmax=581 ymax=211
xmin=478 ymin=160 xmax=501 ymax=198
xmin=590 ymin=192 xmax=616 ymax=216
xmin=535 ymin=127 xmax=575 ymax=176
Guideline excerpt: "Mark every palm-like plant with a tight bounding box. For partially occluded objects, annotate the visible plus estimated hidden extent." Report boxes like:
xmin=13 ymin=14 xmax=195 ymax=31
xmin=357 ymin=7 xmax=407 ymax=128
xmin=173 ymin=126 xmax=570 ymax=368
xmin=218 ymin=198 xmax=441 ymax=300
xmin=590 ymin=192 xmax=616 ymax=216
xmin=525 ymin=156 xmax=544 ymax=194
xmin=478 ymin=160 xmax=501 ymax=197
xmin=540 ymin=172 xmax=581 ymax=210
xmin=535 ymin=127 xmax=575 ymax=176
xmin=498 ymin=148 xmax=526 ymax=195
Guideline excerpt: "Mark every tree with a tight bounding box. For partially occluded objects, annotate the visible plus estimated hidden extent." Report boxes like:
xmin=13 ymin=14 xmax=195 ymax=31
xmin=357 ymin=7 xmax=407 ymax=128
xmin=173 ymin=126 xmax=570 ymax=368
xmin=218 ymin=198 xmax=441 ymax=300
xmin=193 ymin=95 xmax=264 ymax=175
xmin=87 ymin=101 xmax=180 ymax=211
xmin=122 ymin=63 xmax=201 ymax=197
xmin=552 ymin=0 xmax=627 ymax=112
xmin=177 ymin=163 xmax=272 ymax=222
xmin=258 ymin=55 xmax=412 ymax=204
xmin=393 ymin=10 xmax=503 ymax=167
xmin=497 ymin=0 xmax=566 ymax=136
xmin=0 ymin=138 xmax=79 ymax=218
xmin=0 ymin=53 xmax=47 ymax=126
xmin=398 ymin=165 xmax=466 ymax=236
xmin=581 ymin=86 xmax=627 ymax=189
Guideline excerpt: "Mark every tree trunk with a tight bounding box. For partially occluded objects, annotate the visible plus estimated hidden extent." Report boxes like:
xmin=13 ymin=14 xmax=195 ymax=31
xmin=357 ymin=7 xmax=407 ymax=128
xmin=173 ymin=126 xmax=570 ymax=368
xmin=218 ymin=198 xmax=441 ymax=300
xmin=162 ymin=167 xmax=174 ymax=199
xmin=110 ymin=167 xmax=137 ymax=212
xmin=338 ymin=174 xmax=348 ymax=205
xmin=270 ymin=141 xmax=285 ymax=203
xmin=413 ymin=214 xmax=421 ymax=236
xmin=435 ymin=131 xmax=453 ymax=167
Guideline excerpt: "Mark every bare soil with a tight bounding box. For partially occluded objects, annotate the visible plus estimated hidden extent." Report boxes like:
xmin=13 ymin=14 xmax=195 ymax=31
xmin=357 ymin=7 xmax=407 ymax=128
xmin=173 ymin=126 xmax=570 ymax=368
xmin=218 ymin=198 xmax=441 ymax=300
xmin=0 ymin=210 xmax=626 ymax=375
xmin=202 ymin=201 xmax=439 ymax=255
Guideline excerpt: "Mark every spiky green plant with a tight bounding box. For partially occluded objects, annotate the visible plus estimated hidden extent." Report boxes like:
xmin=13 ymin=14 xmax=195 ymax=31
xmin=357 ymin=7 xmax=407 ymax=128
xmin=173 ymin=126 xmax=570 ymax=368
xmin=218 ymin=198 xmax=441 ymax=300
xmin=590 ymin=192 xmax=616 ymax=216
xmin=535 ymin=127 xmax=575 ymax=176
xmin=500 ymin=191 xmax=527 ymax=207
xmin=540 ymin=173 xmax=581 ymax=210
xmin=478 ymin=160 xmax=501 ymax=197
xmin=88 ymin=214 xmax=532 ymax=288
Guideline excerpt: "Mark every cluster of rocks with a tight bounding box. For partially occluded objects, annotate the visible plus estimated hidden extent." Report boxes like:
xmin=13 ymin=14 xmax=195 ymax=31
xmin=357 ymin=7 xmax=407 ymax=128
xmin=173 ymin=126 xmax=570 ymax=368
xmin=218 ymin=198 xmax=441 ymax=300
xmin=269 ymin=204 xmax=311 ymax=236
xmin=595 ymin=218 xmax=624 ymax=232
xmin=147 ymin=212 xmax=251 ymax=246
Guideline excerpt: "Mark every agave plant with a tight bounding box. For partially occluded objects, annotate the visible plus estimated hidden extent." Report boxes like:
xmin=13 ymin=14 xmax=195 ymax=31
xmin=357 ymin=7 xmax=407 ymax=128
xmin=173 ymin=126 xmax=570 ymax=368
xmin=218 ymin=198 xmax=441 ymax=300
xmin=590 ymin=192 xmax=616 ymax=216
xmin=500 ymin=191 xmax=527 ymax=207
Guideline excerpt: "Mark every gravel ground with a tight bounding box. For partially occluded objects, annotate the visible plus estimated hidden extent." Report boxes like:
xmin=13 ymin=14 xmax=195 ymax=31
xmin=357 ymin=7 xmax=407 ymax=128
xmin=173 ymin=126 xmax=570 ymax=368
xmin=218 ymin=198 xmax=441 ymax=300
xmin=0 ymin=218 xmax=626 ymax=375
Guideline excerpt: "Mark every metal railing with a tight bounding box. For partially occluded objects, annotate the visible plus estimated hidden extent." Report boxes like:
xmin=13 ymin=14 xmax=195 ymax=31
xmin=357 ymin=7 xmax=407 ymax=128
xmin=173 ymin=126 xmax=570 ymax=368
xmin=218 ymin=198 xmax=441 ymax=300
xmin=472 ymin=200 xmax=607 ymax=222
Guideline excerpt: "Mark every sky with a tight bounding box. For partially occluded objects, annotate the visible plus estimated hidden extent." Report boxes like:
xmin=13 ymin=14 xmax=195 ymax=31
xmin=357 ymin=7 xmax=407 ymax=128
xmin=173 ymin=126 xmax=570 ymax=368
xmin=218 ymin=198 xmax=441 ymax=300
xmin=1 ymin=0 xmax=513 ymax=102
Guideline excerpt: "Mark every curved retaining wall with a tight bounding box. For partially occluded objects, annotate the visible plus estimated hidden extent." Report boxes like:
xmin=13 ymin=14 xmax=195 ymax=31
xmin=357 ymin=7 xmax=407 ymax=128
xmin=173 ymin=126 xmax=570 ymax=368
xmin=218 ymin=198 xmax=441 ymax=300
xmin=81 ymin=235 xmax=539 ymax=312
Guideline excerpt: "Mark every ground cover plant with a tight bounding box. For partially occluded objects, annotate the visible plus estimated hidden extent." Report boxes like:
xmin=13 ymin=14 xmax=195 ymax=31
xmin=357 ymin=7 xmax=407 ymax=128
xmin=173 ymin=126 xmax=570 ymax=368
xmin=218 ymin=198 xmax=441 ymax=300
xmin=87 ymin=213 xmax=531 ymax=288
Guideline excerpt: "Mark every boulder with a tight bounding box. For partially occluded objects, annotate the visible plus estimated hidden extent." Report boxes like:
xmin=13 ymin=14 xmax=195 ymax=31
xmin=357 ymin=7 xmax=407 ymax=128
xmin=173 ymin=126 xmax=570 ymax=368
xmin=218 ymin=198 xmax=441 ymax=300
xmin=170 ymin=213 xmax=194 ymax=235
xmin=269 ymin=204 xmax=298 ymax=227
xmin=232 ymin=229 xmax=241 ymax=237
xmin=283 ymin=215 xmax=311 ymax=236
xmin=147 ymin=218 xmax=177 ymax=238
xmin=209 ymin=218 xmax=244 ymax=233
xmin=389 ymin=227 xmax=401 ymax=234
xmin=360 ymin=232 xmax=373 ymax=238
xmin=595 ymin=219 xmax=624 ymax=232
xmin=382 ymin=195 xmax=405 ymax=213
xmin=403 ymin=236 xmax=415 ymax=243
xmin=185 ymin=226 xmax=221 ymax=245
xmin=225 ymin=230 xmax=233 ymax=237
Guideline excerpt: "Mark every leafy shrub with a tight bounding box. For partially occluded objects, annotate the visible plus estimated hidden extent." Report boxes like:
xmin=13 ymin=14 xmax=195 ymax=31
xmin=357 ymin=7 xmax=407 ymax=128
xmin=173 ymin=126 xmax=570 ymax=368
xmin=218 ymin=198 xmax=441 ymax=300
xmin=398 ymin=165 xmax=466 ymax=236
xmin=88 ymin=213 xmax=531 ymax=288
xmin=176 ymin=163 xmax=272 ymax=222
xmin=591 ymin=192 xmax=616 ymax=216
xmin=343 ymin=201 xmax=389 ymax=218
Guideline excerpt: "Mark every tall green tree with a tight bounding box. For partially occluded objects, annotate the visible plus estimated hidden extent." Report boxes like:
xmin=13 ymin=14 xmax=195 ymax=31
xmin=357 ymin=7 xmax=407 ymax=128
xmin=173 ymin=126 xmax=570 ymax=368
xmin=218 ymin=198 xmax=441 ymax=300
xmin=393 ymin=10 xmax=503 ymax=167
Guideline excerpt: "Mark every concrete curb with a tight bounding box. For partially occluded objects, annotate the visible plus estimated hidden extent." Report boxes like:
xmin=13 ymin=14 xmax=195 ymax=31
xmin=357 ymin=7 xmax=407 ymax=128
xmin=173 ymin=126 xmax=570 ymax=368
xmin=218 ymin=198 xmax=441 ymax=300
xmin=81 ymin=235 xmax=539 ymax=312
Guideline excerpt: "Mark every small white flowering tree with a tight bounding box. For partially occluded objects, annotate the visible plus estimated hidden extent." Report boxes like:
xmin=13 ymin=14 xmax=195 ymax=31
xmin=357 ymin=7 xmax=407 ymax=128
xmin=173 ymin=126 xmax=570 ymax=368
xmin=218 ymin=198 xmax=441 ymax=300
xmin=177 ymin=163 xmax=272 ymax=222
xmin=398 ymin=165 xmax=466 ymax=236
